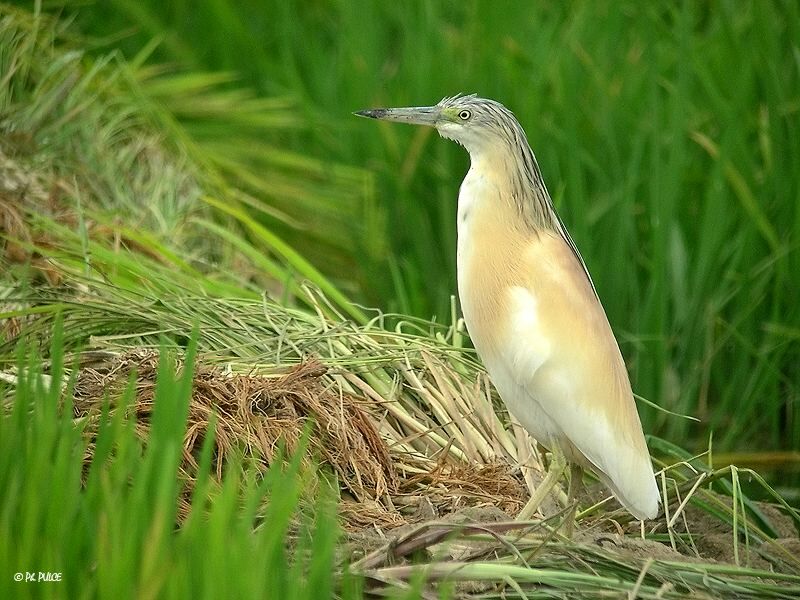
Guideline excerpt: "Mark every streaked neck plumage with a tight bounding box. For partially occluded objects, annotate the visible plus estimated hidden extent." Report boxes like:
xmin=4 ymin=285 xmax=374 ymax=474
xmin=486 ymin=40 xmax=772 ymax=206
xmin=455 ymin=129 xmax=597 ymax=296
xmin=445 ymin=111 xmax=559 ymax=233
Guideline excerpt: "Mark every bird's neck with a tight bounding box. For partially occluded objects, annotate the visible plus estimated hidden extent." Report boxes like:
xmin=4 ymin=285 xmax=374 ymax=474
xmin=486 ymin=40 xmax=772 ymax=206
xmin=466 ymin=146 xmax=559 ymax=233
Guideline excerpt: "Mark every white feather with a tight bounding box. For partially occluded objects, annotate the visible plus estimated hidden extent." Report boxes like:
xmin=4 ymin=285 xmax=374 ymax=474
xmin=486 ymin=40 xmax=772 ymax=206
xmin=493 ymin=286 xmax=659 ymax=519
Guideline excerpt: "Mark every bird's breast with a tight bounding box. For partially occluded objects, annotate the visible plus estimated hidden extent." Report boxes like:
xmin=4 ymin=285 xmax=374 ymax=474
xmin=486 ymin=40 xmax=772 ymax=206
xmin=456 ymin=167 xmax=526 ymax=360
xmin=455 ymin=174 xmax=561 ymax=445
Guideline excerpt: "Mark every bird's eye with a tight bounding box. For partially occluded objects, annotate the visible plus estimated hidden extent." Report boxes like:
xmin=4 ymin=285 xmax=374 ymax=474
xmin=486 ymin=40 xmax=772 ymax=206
xmin=458 ymin=109 xmax=472 ymax=120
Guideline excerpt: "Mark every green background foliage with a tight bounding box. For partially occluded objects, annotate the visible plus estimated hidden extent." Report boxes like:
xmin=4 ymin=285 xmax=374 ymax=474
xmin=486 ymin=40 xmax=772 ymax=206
xmin=11 ymin=1 xmax=800 ymax=456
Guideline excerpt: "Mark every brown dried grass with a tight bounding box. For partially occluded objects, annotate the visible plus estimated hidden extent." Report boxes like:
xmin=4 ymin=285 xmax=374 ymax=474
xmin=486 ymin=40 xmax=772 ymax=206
xmin=71 ymin=350 xmax=529 ymax=531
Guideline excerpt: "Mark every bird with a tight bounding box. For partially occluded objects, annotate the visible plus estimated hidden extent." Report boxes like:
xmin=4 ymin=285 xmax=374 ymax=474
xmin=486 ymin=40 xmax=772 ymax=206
xmin=355 ymin=94 xmax=660 ymax=523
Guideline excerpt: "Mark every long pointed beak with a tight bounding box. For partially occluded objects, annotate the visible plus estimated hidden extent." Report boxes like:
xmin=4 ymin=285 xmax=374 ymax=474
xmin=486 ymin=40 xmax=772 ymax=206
xmin=353 ymin=105 xmax=439 ymax=127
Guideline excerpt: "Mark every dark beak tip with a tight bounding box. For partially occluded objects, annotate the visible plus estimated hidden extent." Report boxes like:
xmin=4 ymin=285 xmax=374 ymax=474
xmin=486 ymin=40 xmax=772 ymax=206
xmin=354 ymin=108 xmax=385 ymax=119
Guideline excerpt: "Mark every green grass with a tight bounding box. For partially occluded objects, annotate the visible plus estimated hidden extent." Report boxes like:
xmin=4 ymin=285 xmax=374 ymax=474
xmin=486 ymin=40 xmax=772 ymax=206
xmin=0 ymin=324 xmax=350 ymax=600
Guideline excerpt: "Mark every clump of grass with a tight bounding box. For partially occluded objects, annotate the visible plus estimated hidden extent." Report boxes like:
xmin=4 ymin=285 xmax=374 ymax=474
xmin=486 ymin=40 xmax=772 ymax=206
xmin=0 ymin=326 xmax=350 ymax=600
xmin=4 ymin=278 xmax=536 ymax=519
xmin=73 ymin=350 xmax=401 ymax=528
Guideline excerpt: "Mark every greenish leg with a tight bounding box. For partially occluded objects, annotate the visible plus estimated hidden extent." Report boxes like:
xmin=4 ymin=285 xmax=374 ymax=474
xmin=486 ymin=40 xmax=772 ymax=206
xmin=563 ymin=463 xmax=584 ymax=539
xmin=516 ymin=446 xmax=566 ymax=521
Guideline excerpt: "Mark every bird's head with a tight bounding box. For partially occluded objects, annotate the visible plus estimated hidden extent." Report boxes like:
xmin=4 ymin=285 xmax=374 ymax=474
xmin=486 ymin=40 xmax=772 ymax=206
xmin=355 ymin=94 xmax=521 ymax=157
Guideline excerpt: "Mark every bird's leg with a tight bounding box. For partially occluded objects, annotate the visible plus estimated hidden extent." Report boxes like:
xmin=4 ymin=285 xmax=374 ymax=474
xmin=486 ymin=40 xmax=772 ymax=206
xmin=516 ymin=447 xmax=566 ymax=521
xmin=563 ymin=463 xmax=584 ymax=538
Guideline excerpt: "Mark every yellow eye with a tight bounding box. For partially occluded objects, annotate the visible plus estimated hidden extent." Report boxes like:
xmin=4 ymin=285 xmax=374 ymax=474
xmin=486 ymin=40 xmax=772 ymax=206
xmin=458 ymin=109 xmax=472 ymax=120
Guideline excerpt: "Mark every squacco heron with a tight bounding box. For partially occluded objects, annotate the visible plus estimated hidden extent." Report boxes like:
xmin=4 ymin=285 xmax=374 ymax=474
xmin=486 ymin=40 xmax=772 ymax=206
xmin=356 ymin=94 xmax=660 ymax=522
